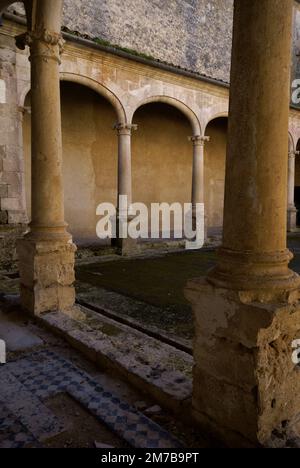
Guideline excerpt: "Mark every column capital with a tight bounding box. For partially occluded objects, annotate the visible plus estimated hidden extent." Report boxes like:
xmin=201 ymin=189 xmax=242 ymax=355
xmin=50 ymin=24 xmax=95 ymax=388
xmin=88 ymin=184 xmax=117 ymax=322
xmin=188 ymin=135 xmax=210 ymax=146
xmin=16 ymin=29 xmax=65 ymax=63
xmin=289 ymin=150 xmax=300 ymax=159
xmin=114 ymin=123 xmax=138 ymax=136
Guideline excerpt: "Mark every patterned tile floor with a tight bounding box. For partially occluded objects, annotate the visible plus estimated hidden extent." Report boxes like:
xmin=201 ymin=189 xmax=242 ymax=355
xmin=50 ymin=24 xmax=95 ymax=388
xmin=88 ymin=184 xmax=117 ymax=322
xmin=0 ymin=350 xmax=182 ymax=448
xmin=0 ymin=403 xmax=40 ymax=448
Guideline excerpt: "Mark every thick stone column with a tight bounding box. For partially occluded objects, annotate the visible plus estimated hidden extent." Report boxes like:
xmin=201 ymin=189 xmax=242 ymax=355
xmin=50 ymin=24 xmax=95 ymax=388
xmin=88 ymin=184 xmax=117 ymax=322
xmin=113 ymin=123 xmax=137 ymax=255
xmin=17 ymin=0 xmax=76 ymax=315
xmin=287 ymin=150 xmax=298 ymax=232
xmin=186 ymin=0 xmax=300 ymax=447
xmin=189 ymin=135 xmax=209 ymax=239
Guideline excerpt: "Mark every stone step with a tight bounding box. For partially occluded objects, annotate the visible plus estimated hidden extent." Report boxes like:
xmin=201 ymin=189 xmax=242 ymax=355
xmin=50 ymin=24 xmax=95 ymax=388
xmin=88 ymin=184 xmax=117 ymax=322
xmin=40 ymin=306 xmax=193 ymax=416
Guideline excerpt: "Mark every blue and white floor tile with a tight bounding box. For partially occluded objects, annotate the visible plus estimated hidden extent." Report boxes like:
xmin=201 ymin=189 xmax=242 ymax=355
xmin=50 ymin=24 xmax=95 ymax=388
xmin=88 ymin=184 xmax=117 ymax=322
xmin=0 ymin=349 xmax=182 ymax=448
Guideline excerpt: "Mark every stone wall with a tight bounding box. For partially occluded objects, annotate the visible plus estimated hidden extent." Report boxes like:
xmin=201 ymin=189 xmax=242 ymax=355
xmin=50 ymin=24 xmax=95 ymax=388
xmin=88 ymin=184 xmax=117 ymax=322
xmin=6 ymin=1 xmax=300 ymax=85
xmin=7 ymin=0 xmax=233 ymax=83
xmin=292 ymin=2 xmax=300 ymax=109
xmin=0 ymin=32 xmax=26 ymax=268
xmin=1 ymin=14 xmax=300 ymax=262
xmin=62 ymin=0 xmax=233 ymax=83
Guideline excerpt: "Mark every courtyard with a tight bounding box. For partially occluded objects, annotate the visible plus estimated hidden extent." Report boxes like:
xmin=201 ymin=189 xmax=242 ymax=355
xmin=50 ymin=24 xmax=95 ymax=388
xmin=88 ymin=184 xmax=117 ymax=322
xmin=2 ymin=235 xmax=300 ymax=448
xmin=1 ymin=0 xmax=300 ymax=451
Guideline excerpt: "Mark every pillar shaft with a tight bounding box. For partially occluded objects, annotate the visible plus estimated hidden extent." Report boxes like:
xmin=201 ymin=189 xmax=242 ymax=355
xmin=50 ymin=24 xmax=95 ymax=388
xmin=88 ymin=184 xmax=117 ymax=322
xmin=29 ymin=29 xmax=67 ymax=238
xmin=186 ymin=0 xmax=300 ymax=447
xmin=209 ymin=0 xmax=299 ymax=295
xmin=113 ymin=123 xmax=137 ymax=255
xmin=115 ymin=124 xmax=137 ymax=216
xmin=16 ymin=0 xmax=76 ymax=315
xmin=189 ymin=135 xmax=209 ymax=241
xmin=190 ymin=136 xmax=209 ymax=210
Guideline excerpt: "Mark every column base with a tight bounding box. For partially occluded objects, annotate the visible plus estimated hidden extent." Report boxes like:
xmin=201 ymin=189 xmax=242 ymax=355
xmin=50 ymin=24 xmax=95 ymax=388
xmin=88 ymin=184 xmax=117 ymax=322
xmin=185 ymin=277 xmax=300 ymax=447
xmin=207 ymin=247 xmax=300 ymax=302
xmin=287 ymin=206 xmax=298 ymax=232
xmin=113 ymin=213 xmax=138 ymax=256
xmin=17 ymin=236 xmax=76 ymax=316
xmin=112 ymin=236 xmax=138 ymax=256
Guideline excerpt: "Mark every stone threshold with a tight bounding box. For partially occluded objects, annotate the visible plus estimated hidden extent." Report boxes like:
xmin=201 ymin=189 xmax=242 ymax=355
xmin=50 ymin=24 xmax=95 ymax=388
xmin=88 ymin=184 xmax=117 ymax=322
xmin=39 ymin=305 xmax=193 ymax=418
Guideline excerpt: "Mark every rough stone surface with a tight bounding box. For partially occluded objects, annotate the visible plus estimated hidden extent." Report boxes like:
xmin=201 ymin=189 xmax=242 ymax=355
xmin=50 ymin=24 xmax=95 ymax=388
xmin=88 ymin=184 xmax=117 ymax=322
xmin=41 ymin=305 xmax=193 ymax=414
xmin=6 ymin=1 xmax=300 ymax=86
xmin=0 ymin=32 xmax=27 ymax=228
xmin=17 ymin=238 xmax=76 ymax=316
xmin=62 ymin=0 xmax=234 ymax=83
xmin=0 ymin=310 xmax=43 ymax=351
xmin=7 ymin=0 xmax=233 ymax=82
xmin=186 ymin=278 xmax=300 ymax=447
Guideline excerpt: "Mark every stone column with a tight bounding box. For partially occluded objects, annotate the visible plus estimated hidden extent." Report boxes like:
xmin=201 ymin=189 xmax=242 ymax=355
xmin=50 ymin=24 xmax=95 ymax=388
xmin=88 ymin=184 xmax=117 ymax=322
xmin=16 ymin=0 xmax=76 ymax=315
xmin=287 ymin=150 xmax=298 ymax=232
xmin=189 ymin=135 xmax=209 ymax=239
xmin=113 ymin=123 xmax=137 ymax=255
xmin=186 ymin=0 xmax=300 ymax=447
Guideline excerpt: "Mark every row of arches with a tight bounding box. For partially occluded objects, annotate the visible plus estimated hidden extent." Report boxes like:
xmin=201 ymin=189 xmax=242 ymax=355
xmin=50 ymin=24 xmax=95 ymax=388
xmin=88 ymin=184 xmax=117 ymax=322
xmin=19 ymin=73 xmax=225 ymax=135
xmin=23 ymin=81 xmax=228 ymax=243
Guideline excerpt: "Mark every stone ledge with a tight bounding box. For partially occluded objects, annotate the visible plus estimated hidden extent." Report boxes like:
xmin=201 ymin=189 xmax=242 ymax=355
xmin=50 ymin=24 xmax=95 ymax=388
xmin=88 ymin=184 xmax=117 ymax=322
xmin=39 ymin=305 xmax=193 ymax=417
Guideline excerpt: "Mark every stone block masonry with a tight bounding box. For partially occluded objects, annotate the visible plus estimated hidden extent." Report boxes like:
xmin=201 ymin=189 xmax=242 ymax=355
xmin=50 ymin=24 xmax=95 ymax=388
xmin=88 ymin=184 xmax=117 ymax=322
xmin=62 ymin=0 xmax=233 ymax=83
xmin=0 ymin=34 xmax=27 ymax=268
xmin=0 ymin=35 xmax=26 ymax=226
xmin=6 ymin=1 xmax=300 ymax=86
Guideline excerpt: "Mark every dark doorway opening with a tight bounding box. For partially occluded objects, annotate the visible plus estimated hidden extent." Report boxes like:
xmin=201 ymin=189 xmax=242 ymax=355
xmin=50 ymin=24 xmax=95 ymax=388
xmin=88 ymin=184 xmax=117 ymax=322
xmin=295 ymin=187 xmax=300 ymax=226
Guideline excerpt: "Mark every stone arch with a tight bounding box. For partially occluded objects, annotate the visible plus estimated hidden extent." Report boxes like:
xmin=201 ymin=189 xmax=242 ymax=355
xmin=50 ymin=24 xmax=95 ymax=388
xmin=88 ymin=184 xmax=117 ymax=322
xmin=130 ymin=95 xmax=201 ymax=136
xmin=289 ymin=131 xmax=295 ymax=153
xmin=130 ymin=96 xmax=196 ymax=239
xmin=59 ymin=73 xmax=126 ymax=124
xmin=19 ymin=83 xmax=31 ymax=108
xmin=22 ymin=79 xmax=120 ymax=241
xmin=20 ymin=73 xmax=127 ymax=124
xmin=204 ymin=111 xmax=229 ymax=134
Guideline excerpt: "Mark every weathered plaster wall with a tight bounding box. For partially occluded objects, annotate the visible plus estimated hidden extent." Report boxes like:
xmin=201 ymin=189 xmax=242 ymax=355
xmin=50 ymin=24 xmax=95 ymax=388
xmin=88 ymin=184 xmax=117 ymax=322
xmin=24 ymin=82 xmax=118 ymax=242
xmin=25 ymin=94 xmax=196 ymax=241
xmin=204 ymin=117 xmax=227 ymax=229
xmin=132 ymin=102 xmax=192 ymax=236
xmin=61 ymin=83 xmax=118 ymax=241
xmin=23 ymin=89 xmax=229 ymax=243
xmin=2 ymin=18 xmax=300 ymax=251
